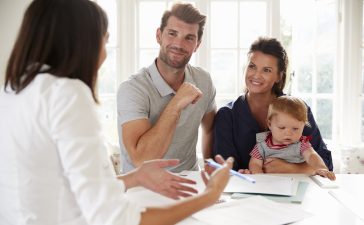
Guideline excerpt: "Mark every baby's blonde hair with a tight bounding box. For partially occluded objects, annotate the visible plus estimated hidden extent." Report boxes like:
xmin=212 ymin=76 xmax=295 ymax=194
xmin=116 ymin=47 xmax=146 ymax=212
xmin=268 ymin=96 xmax=309 ymax=125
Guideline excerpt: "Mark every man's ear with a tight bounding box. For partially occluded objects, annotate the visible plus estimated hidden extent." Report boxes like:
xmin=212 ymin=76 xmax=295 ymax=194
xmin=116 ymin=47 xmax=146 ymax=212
xmin=156 ymin=28 xmax=162 ymax=45
xmin=194 ymin=40 xmax=201 ymax=52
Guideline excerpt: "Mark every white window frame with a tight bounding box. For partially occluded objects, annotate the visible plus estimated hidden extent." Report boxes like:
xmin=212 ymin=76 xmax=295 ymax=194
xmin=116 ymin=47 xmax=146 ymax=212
xmin=335 ymin=0 xmax=363 ymax=146
xmin=119 ymin=0 xmax=137 ymax=83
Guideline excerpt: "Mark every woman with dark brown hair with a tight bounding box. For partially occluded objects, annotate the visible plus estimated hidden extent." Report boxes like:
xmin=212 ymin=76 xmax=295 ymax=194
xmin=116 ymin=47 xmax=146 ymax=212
xmin=213 ymin=37 xmax=333 ymax=174
xmin=0 ymin=1 xmax=233 ymax=224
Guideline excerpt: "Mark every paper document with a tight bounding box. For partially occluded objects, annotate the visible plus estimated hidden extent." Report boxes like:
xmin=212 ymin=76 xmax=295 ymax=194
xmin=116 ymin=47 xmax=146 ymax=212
xmin=310 ymin=175 xmax=339 ymax=188
xmin=225 ymin=174 xmax=298 ymax=196
xmin=180 ymin=171 xmax=297 ymax=196
xmin=192 ymin=196 xmax=312 ymax=225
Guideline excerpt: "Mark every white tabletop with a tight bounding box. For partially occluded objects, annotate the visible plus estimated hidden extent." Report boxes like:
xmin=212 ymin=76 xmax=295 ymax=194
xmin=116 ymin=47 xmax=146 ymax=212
xmin=127 ymin=174 xmax=364 ymax=225
xmin=290 ymin=174 xmax=364 ymax=225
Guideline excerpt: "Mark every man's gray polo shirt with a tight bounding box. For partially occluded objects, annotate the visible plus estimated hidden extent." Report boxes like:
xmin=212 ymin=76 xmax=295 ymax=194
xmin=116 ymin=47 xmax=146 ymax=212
xmin=117 ymin=60 xmax=216 ymax=173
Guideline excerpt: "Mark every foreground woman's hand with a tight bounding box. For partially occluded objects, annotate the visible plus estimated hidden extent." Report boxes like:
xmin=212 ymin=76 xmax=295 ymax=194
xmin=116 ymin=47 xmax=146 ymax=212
xmin=202 ymin=155 xmax=234 ymax=199
xmin=119 ymin=159 xmax=198 ymax=199
xmin=139 ymin=156 xmax=234 ymax=225
xmin=204 ymin=154 xmax=232 ymax=175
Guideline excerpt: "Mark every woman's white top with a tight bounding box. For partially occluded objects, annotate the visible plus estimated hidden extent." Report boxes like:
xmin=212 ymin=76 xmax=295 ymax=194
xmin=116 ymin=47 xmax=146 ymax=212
xmin=0 ymin=73 xmax=144 ymax=225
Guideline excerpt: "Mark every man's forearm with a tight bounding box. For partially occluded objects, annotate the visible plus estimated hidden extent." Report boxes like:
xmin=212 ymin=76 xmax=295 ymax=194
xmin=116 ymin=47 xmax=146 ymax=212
xmin=131 ymin=104 xmax=181 ymax=166
xmin=128 ymin=84 xmax=203 ymax=166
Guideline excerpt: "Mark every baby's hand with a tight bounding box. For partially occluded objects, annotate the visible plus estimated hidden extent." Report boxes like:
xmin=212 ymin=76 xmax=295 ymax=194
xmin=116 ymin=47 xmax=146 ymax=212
xmin=238 ymin=169 xmax=251 ymax=174
xmin=315 ymin=169 xmax=336 ymax=181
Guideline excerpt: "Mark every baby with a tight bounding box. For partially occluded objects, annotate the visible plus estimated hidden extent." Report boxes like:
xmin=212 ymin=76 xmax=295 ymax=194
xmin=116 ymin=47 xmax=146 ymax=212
xmin=249 ymin=96 xmax=336 ymax=180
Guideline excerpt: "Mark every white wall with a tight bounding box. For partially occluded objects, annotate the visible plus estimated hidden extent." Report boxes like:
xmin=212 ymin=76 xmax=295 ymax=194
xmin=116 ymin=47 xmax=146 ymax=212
xmin=0 ymin=0 xmax=31 ymax=86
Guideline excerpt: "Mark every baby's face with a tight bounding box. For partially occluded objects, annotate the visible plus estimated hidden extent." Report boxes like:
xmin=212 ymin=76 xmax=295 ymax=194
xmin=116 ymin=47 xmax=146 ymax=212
xmin=268 ymin=112 xmax=305 ymax=145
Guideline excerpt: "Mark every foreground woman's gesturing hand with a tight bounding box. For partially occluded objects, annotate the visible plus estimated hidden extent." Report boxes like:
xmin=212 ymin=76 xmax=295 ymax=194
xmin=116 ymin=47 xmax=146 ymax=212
xmin=139 ymin=155 xmax=234 ymax=225
xmin=202 ymin=155 xmax=234 ymax=200
xmin=119 ymin=159 xmax=198 ymax=199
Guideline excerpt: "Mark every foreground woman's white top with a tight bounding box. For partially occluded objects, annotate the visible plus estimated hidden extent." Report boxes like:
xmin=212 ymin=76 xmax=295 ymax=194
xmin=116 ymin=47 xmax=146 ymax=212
xmin=0 ymin=73 xmax=144 ymax=225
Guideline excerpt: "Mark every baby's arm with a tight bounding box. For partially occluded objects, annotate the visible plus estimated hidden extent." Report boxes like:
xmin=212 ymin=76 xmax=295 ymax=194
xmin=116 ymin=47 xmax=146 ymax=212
xmin=302 ymin=147 xmax=336 ymax=180
xmin=249 ymin=157 xmax=264 ymax=174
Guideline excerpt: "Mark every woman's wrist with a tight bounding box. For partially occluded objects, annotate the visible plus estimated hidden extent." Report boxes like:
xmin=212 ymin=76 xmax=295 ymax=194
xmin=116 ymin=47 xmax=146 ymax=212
xmin=203 ymin=187 xmax=221 ymax=205
xmin=117 ymin=170 xmax=139 ymax=190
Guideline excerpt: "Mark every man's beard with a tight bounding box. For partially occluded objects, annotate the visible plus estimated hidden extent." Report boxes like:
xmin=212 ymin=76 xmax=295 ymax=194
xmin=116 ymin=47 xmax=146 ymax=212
xmin=158 ymin=47 xmax=191 ymax=69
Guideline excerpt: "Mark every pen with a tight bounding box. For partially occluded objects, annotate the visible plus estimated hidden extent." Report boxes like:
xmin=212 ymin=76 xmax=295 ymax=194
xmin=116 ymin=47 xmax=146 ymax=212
xmin=205 ymin=159 xmax=256 ymax=184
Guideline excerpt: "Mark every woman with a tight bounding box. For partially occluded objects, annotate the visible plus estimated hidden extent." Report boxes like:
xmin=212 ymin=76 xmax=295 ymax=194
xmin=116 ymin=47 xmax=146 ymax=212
xmin=0 ymin=0 xmax=232 ymax=224
xmin=212 ymin=37 xmax=333 ymax=173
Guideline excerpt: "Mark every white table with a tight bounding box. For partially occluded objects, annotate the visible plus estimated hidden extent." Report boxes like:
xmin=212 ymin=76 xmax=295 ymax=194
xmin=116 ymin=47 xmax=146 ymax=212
xmin=127 ymin=174 xmax=364 ymax=225
xmin=289 ymin=174 xmax=364 ymax=225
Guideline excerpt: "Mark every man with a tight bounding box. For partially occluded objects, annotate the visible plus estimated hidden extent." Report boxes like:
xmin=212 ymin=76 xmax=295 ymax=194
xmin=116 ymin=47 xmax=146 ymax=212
xmin=117 ymin=3 xmax=216 ymax=173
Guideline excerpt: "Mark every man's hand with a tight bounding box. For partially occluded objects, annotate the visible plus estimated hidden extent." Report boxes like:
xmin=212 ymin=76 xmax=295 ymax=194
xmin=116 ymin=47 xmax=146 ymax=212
xmin=171 ymin=82 xmax=202 ymax=111
xmin=135 ymin=159 xmax=198 ymax=199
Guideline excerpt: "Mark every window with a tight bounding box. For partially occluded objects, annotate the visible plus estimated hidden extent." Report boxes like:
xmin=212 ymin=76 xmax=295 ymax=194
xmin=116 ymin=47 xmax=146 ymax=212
xmin=280 ymin=0 xmax=336 ymax=140
xmin=95 ymin=0 xmax=119 ymax=144
xmin=210 ymin=0 xmax=272 ymax=107
xmin=97 ymin=0 xmax=364 ymax=151
xmin=361 ymin=0 xmax=364 ymax=141
xmin=337 ymin=0 xmax=363 ymax=146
